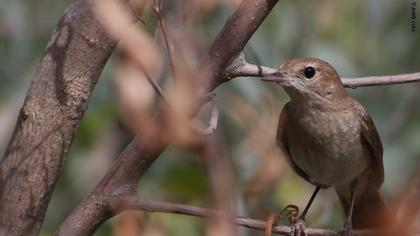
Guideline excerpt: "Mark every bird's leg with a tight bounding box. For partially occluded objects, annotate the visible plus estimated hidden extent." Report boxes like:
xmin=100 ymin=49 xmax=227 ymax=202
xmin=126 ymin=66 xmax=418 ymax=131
xmin=299 ymin=185 xmax=321 ymax=221
xmin=341 ymin=180 xmax=357 ymax=236
xmin=291 ymin=185 xmax=321 ymax=236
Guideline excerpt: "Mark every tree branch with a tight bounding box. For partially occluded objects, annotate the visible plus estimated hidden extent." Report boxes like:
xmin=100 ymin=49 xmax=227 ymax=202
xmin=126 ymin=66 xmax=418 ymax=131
xmin=341 ymin=72 xmax=420 ymax=88
xmin=202 ymin=0 xmax=279 ymax=91
xmin=225 ymin=57 xmax=420 ymax=88
xmin=225 ymin=52 xmax=278 ymax=78
xmin=109 ymin=197 xmax=418 ymax=236
xmin=0 ymin=0 xmax=135 ymax=235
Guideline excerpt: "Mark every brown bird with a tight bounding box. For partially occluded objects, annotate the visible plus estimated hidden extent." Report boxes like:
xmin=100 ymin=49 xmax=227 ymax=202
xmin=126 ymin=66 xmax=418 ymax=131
xmin=263 ymin=58 xmax=392 ymax=235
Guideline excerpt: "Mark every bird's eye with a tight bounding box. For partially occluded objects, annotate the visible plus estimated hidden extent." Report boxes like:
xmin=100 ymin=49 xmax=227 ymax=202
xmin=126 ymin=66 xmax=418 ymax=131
xmin=303 ymin=66 xmax=316 ymax=79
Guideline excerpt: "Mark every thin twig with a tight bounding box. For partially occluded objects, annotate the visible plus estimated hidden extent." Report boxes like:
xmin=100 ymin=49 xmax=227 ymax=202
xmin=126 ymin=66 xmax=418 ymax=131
xmin=143 ymin=69 xmax=170 ymax=102
xmin=142 ymin=68 xmax=219 ymax=136
xmin=111 ymin=197 xmax=417 ymax=236
xmin=154 ymin=0 xmax=176 ymax=79
xmin=130 ymin=41 xmax=219 ymax=136
xmin=342 ymin=72 xmax=420 ymax=88
xmin=142 ymin=67 xmax=219 ymax=135
xmin=150 ymin=0 xmax=219 ymax=135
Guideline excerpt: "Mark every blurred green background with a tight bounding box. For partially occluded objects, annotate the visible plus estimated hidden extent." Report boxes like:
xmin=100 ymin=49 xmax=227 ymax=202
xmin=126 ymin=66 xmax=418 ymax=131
xmin=0 ymin=0 xmax=419 ymax=235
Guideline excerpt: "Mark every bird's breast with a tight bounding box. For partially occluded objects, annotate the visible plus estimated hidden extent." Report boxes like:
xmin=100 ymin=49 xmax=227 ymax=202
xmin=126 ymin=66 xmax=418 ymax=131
xmin=286 ymin=107 xmax=370 ymax=186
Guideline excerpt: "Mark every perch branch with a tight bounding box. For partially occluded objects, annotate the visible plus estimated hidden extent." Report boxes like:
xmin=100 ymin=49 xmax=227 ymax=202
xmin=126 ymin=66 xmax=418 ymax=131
xmin=226 ymin=57 xmax=420 ymax=87
xmin=341 ymin=72 xmax=420 ymax=88
xmin=110 ymin=197 xmax=417 ymax=236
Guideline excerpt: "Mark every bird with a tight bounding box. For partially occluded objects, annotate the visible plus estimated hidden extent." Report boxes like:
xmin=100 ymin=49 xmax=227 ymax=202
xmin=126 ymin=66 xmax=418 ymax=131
xmin=262 ymin=57 xmax=393 ymax=235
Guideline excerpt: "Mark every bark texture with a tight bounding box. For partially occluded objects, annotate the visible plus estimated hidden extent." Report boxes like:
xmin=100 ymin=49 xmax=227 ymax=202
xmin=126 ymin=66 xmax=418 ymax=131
xmin=0 ymin=0 xmax=127 ymax=235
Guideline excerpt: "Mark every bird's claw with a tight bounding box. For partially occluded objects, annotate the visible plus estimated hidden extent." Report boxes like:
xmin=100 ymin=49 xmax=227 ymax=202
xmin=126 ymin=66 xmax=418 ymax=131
xmin=291 ymin=219 xmax=307 ymax=236
xmin=280 ymin=204 xmax=299 ymax=224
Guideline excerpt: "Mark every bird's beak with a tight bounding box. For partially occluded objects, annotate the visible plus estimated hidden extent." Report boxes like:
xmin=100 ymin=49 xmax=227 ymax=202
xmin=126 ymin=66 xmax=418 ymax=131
xmin=262 ymin=72 xmax=292 ymax=86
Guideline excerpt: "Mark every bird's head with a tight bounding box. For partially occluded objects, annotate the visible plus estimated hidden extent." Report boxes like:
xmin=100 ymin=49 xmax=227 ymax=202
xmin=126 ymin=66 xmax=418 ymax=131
xmin=263 ymin=57 xmax=348 ymax=102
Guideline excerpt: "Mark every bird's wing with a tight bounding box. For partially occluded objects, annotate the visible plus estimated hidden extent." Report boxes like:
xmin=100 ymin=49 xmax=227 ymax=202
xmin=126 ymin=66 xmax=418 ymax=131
xmin=355 ymin=102 xmax=384 ymax=188
xmin=276 ymin=103 xmax=314 ymax=184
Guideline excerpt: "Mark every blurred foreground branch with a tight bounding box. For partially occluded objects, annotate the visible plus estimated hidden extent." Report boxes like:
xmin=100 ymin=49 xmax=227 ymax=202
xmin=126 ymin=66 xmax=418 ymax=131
xmin=110 ymin=197 xmax=418 ymax=236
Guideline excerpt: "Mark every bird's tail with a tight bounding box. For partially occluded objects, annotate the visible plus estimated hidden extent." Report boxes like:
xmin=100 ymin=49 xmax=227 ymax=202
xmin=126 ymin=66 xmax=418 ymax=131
xmin=337 ymin=186 xmax=394 ymax=229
